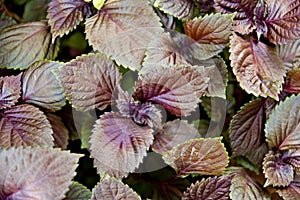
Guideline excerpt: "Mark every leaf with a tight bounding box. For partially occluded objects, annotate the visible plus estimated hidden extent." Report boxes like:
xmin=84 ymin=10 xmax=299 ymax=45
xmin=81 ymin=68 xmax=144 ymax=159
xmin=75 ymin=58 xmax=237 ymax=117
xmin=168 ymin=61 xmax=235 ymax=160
xmin=92 ymin=177 xmax=141 ymax=200
xmin=0 ymin=147 xmax=82 ymax=200
xmin=265 ymin=95 xmax=300 ymax=150
xmin=46 ymin=113 xmax=69 ymax=150
xmin=277 ymin=174 xmax=300 ymax=200
xmin=23 ymin=0 xmax=50 ymax=22
xmin=22 ymin=60 xmax=66 ymax=111
xmin=229 ymin=33 xmax=285 ymax=100
xmin=133 ymin=66 xmax=200 ymax=117
xmin=0 ymin=74 xmax=21 ymax=110
xmin=227 ymin=167 xmax=270 ymax=200
xmin=285 ymin=69 xmax=300 ymax=94
xmin=0 ymin=21 xmax=57 ymax=69
xmin=162 ymin=137 xmax=229 ymax=177
xmin=0 ymin=104 xmax=54 ymax=148
xmin=264 ymin=0 xmax=300 ymax=44
xmin=63 ymin=182 xmax=92 ymax=200
xmin=182 ymin=176 xmax=231 ymax=200
xmin=58 ymin=53 xmax=121 ymax=112
xmin=230 ymin=98 xmax=265 ymax=156
xmin=277 ymin=39 xmax=300 ymax=71
xmin=263 ymin=150 xmax=294 ymax=187
xmin=214 ymin=0 xmax=258 ymax=34
xmin=85 ymin=0 xmax=163 ymax=70
xmin=245 ymin=142 xmax=269 ymax=167
xmin=184 ymin=13 xmax=234 ymax=58
xmin=89 ymin=112 xmax=154 ymax=178
xmin=92 ymin=0 xmax=106 ymax=10
xmin=154 ymin=0 xmax=195 ymax=20
xmin=152 ymin=119 xmax=199 ymax=154
xmin=47 ymin=0 xmax=91 ymax=40
xmin=0 ymin=13 xmax=16 ymax=30
xmin=285 ymin=148 xmax=300 ymax=169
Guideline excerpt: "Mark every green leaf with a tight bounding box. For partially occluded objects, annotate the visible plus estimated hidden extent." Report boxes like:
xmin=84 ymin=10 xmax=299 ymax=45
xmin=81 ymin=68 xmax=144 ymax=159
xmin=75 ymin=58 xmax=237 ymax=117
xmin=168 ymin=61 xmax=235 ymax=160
xmin=0 ymin=74 xmax=22 ymax=110
xmin=265 ymin=95 xmax=300 ymax=150
xmin=162 ymin=137 xmax=229 ymax=177
xmin=23 ymin=0 xmax=50 ymax=22
xmin=22 ymin=60 xmax=66 ymax=111
xmin=63 ymin=181 xmax=92 ymax=200
xmin=154 ymin=0 xmax=195 ymax=20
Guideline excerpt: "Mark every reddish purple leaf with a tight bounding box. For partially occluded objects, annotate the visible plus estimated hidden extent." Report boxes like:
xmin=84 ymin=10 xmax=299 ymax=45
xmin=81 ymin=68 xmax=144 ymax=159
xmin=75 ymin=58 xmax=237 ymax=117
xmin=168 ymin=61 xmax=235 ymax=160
xmin=277 ymin=174 xmax=300 ymax=199
xmin=277 ymin=39 xmax=300 ymax=71
xmin=154 ymin=0 xmax=195 ymax=20
xmin=285 ymin=69 xmax=300 ymax=94
xmin=90 ymin=112 xmax=154 ymax=178
xmin=264 ymin=0 xmax=300 ymax=44
xmin=47 ymin=0 xmax=91 ymax=40
xmin=63 ymin=182 xmax=92 ymax=200
xmin=182 ymin=176 xmax=231 ymax=200
xmin=0 ymin=147 xmax=82 ymax=200
xmin=58 ymin=53 xmax=121 ymax=111
xmin=285 ymin=149 xmax=300 ymax=169
xmin=245 ymin=142 xmax=269 ymax=167
xmin=0 ymin=104 xmax=54 ymax=148
xmin=230 ymin=33 xmax=285 ymax=100
xmin=0 ymin=74 xmax=21 ymax=110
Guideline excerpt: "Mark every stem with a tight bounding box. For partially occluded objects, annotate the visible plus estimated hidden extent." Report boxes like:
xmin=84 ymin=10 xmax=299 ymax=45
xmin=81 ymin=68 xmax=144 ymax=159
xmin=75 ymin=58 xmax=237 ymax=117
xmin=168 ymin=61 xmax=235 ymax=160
xmin=0 ymin=1 xmax=23 ymax=23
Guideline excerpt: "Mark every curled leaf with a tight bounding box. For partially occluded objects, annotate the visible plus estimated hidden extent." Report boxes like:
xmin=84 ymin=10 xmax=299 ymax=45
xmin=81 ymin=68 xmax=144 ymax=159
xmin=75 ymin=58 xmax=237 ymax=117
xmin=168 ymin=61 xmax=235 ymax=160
xmin=154 ymin=0 xmax=195 ymax=20
xmin=0 ymin=74 xmax=21 ymax=110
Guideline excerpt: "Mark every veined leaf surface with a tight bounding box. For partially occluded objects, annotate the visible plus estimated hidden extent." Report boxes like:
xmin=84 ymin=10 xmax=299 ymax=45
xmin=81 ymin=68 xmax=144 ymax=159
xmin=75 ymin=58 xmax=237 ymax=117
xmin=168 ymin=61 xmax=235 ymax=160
xmin=0 ymin=74 xmax=21 ymax=110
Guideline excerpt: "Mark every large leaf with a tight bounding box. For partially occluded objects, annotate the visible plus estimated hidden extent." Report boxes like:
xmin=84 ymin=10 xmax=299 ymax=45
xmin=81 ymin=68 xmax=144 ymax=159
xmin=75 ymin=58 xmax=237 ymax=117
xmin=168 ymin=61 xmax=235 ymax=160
xmin=154 ymin=0 xmax=195 ymax=20
xmin=63 ymin=181 xmax=92 ymax=200
xmin=182 ymin=176 xmax=231 ymax=200
xmin=214 ymin=0 xmax=258 ymax=34
xmin=0 ymin=147 xmax=82 ymax=200
xmin=263 ymin=0 xmax=300 ymax=44
xmin=0 ymin=21 xmax=57 ymax=69
xmin=85 ymin=0 xmax=163 ymax=70
xmin=47 ymin=0 xmax=91 ymax=40
xmin=277 ymin=174 xmax=300 ymax=200
xmin=230 ymin=98 xmax=266 ymax=156
xmin=0 ymin=104 xmax=54 ymax=148
xmin=152 ymin=119 xmax=199 ymax=154
xmin=229 ymin=33 xmax=285 ymax=100
xmin=285 ymin=69 xmax=300 ymax=94
xmin=90 ymin=112 xmax=154 ymax=178
xmin=0 ymin=74 xmax=21 ymax=110
xmin=265 ymin=95 xmax=300 ymax=150
xmin=263 ymin=150 xmax=294 ymax=187
xmin=277 ymin=39 xmax=300 ymax=71
xmin=162 ymin=137 xmax=229 ymax=177
xmin=133 ymin=66 xmax=200 ymax=117
xmin=92 ymin=177 xmax=141 ymax=200
xmin=184 ymin=13 xmax=234 ymax=58
xmin=22 ymin=60 xmax=66 ymax=111
xmin=227 ymin=167 xmax=270 ymax=200
xmin=58 ymin=53 xmax=121 ymax=111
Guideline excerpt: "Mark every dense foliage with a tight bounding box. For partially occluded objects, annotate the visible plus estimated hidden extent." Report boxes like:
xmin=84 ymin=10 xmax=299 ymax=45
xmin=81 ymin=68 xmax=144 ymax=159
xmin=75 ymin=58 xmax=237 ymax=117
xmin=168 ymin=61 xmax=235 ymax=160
xmin=0 ymin=0 xmax=299 ymax=199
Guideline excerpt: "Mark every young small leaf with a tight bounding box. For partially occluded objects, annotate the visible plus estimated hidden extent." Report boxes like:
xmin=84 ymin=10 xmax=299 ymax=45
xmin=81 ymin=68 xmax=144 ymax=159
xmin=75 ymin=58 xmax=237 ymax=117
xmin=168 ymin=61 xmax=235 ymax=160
xmin=0 ymin=74 xmax=21 ymax=109
xmin=0 ymin=147 xmax=82 ymax=200
xmin=277 ymin=39 xmax=300 ymax=71
xmin=47 ymin=0 xmax=91 ymax=41
xmin=182 ymin=176 xmax=231 ymax=200
xmin=265 ymin=95 xmax=300 ymax=150
xmin=0 ymin=104 xmax=54 ymax=148
xmin=90 ymin=112 xmax=154 ymax=178
xmin=0 ymin=21 xmax=56 ymax=69
xmin=162 ymin=137 xmax=229 ymax=177
xmin=22 ymin=60 xmax=66 ymax=111
xmin=229 ymin=33 xmax=285 ymax=100
xmin=58 ymin=53 xmax=121 ymax=111
xmin=92 ymin=177 xmax=141 ymax=200
xmin=264 ymin=0 xmax=300 ymax=44
xmin=63 ymin=181 xmax=92 ymax=200
xmin=154 ymin=0 xmax=195 ymax=20
xmin=285 ymin=69 xmax=300 ymax=94
xmin=184 ymin=13 xmax=234 ymax=58
xmin=152 ymin=119 xmax=199 ymax=154
xmin=277 ymin=174 xmax=300 ymax=200
xmin=85 ymin=0 xmax=163 ymax=70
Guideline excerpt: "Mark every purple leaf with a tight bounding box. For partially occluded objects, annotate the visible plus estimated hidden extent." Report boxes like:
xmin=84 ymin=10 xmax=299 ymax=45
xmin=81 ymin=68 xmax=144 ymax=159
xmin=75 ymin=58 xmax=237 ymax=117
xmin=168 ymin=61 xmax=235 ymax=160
xmin=133 ymin=67 xmax=201 ymax=117
xmin=182 ymin=176 xmax=231 ymax=200
xmin=152 ymin=119 xmax=199 ymax=154
xmin=22 ymin=60 xmax=66 ymax=111
xmin=229 ymin=33 xmax=285 ymax=100
xmin=85 ymin=0 xmax=163 ymax=70
xmin=89 ymin=112 xmax=154 ymax=178
xmin=0 ymin=74 xmax=21 ymax=110
xmin=63 ymin=181 xmax=92 ymax=200
xmin=154 ymin=0 xmax=195 ymax=20
xmin=47 ymin=0 xmax=91 ymax=41
xmin=58 ymin=53 xmax=121 ymax=112
xmin=162 ymin=138 xmax=229 ymax=177
xmin=265 ymin=95 xmax=300 ymax=150
xmin=0 ymin=147 xmax=82 ymax=200
xmin=0 ymin=13 xmax=16 ymax=30
xmin=0 ymin=21 xmax=57 ymax=69
xmin=214 ymin=0 xmax=258 ymax=34
xmin=245 ymin=142 xmax=269 ymax=167
xmin=285 ymin=148 xmax=300 ymax=169
xmin=285 ymin=69 xmax=300 ymax=94
xmin=264 ymin=0 xmax=300 ymax=44
xmin=277 ymin=174 xmax=300 ymax=199
xmin=92 ymin=177 xmax=141 ymax=200
xmin=263 ymin=150 xmax=294 ymax=187
xmin=0 ymin=104 xmax=54 ymax=148
xmin=277 ymin=39 xmax=300 ymax=71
